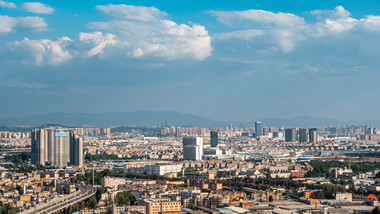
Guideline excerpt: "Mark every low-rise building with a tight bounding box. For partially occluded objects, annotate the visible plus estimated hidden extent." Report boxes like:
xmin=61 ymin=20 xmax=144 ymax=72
xmin=103 ymin=177 xmax=125 ymax=189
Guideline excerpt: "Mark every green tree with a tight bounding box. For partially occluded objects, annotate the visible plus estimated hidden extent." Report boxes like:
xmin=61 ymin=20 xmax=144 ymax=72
xmin=269 ymin=195 xmax=274 ymax=202
xmin=313 ymin=191 xmax=326 ymax=199
xmin=115 ymin=191 xmax=136 ymax=206
xmin=16 ymin=185 xmax=23 ymax=195
xmin=96 ymin=187 xmax=107 ymax=202
xmin=56 ymin=184 xmax=64 ymax=194
xmin=85 ymin=196 xmax=98 ymax=209
xmin=0 ymin=204 xmax=18 ymax=214
xmin=372 ymin=207 xmax=380 ymax=214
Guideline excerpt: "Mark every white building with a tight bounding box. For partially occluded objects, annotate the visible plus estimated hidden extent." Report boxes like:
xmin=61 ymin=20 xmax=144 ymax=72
xmin=144 ymin=164 xmax=182 ymax=176
xmin=335 ymin=192 xmax=352 ymax=202
xmin=183 ymin=137 xmax=203 ymax=160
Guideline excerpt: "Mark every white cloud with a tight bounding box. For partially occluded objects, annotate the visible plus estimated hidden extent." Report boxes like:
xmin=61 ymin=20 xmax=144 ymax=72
xmin=89 ymin=4 xmax=212 ymax=60
xmin=0 ymin=0 xmax=16 ymax=8
xmin=214 ymin=29 xmax=263 ymax=41
xmin=321 ymin=17 xmax=358 ymax=33
xmin=23 ymin=2 xmax=54 ymax=14
xmin=0 ymin=81 xmax=47 ymax=89
xmin=79 ymin=32 xmax=118 ymax=57
xmin=211 ymin=9 xmax=305 ymax=28
xmin=11 ymin=37 xmax=73 ymax=65
xmin=211 ymin=6 xmax=380 ymax=52
xmin=96 ymin=4 xmax=167 ymax=22
xmin=311 ymin=6 xmax=351 ymax=19
xmin=211 ymin=9 xmax=309 ymax=52
xmin=361 ymin=15 xmax=380 ymax=31
xmin=0 ymin=15 xmax=46 ymax=35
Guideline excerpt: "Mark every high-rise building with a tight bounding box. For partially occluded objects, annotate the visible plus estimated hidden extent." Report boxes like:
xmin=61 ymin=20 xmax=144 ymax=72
xmin=31 ymin=128 xmax=83 ymax=167
xmin=255 ymin=121 xmax=262 ymax=137
xmin=365 ymin=126 xmax=376 ymax=135
xmin=70 ymin=135 xmax=83 ymax=167
xmin=262 ymin=127 xmax=269 ymax=136
xmin=285 ymin=128 xmax=297 ymax=142
xmin=210 ymin=131 xmax=218 ymax=147
xmin=182 ymin=137 xmax=203 ymax=160
xmin=299 ymin=128 xmax=308 ymax=143
xmin=309 ymin=128 xmax=318 ymax=143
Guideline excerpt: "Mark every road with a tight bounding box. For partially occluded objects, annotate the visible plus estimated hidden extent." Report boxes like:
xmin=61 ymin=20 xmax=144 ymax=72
xmin=20 ymin=185 xmax=96 ymax=214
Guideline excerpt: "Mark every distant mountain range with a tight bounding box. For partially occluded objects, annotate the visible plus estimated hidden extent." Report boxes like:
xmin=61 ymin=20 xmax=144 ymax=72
xmin=0 ymin=111 xmax=379 ymax=128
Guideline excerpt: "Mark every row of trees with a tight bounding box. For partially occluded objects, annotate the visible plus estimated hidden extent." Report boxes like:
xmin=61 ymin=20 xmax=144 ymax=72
xmin=307 ymin=161 xmax=380 ymax=177
xmin=0 ymin=203 xmax=17 ymax=214
xmin=75 ymin=169 xmax=180 ymax=186
xmin=84 ymin=153 xmax=121 ymax=161
xmin=220 ymin=174 xmax=380 ymax=200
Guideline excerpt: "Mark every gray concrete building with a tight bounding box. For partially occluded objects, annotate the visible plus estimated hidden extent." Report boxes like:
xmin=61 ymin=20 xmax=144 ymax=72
xmin=299 ymin=128 xmax=308 ymax=143
xmin=31 ymin=128 xmax=83 ymax=167
xmin=309 ymin=128 xmax=318 ymax=143
xmin=183 ymin=136 xmax=203 ymax=160
xmin=285 ymin=128 xmax=297 ymax=142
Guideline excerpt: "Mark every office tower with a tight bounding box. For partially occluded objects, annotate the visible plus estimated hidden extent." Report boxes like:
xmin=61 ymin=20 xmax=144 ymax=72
xmin=329 ymin=127 xmax=337 ymax=134
xmin=210 ymin=131 xmax=218 ymax=147
xmin=182 ymin=136 xmax=203 ymax=160
xmin=262 ymin=127 xmax=269 ymax=136
xmin=299 ymin=128 xmax=308 ymax=143
xmin=272 ymin=132 xmax=278 ymax=138
xmin=164 ymin=119 xmax=168 ymax=127
xmin=106 ymin=128 xmax=111 ymax=137
xmin=365 ymin=126 xmax=376 ymax=135
xmin=31 ymin=128 xmax=83 ymax=167
xmin=255 ymin=121 xmax=262 ymax=137
xmin=285 ymin=128 xmax=297 ymax=142
xmin=309 ymin=128 xmax=318 ymax=143
xmin=70 ymin=134 xmax=83 ymax=167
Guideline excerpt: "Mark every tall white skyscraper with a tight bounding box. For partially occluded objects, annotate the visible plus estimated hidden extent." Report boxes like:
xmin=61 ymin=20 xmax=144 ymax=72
xmin=182 ymin=136 xmax=203 ymax=160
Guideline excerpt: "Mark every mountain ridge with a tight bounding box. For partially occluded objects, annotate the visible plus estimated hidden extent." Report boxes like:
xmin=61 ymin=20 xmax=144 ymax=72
xmin=0 ymin=111 xmax=379 ymax=128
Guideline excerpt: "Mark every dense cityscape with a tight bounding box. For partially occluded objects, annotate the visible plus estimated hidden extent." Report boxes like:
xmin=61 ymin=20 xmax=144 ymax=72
xmin=1 ymin=122 xmax=380 ymax=214
xmin=2 ymin=0 xmax=380 ymax=214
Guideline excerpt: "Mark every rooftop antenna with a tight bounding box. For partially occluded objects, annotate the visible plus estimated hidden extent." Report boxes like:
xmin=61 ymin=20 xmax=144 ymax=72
xmin=44 ymin=124 xmax=46 ymax=131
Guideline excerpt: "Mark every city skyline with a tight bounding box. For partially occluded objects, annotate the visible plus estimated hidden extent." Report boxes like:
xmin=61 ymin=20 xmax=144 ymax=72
xmin=2 ymin=1 xmax=380 ymax=212
xmin=1 ymin=0 xmax=380 ymax=121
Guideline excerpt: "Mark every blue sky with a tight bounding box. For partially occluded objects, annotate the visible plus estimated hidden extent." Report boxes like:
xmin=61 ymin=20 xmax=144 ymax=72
xmin=1 ymin=0 xmax=380 ymax=121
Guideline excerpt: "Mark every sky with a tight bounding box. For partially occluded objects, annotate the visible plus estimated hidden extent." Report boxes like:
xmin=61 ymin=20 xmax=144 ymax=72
xmin=1 ymin=0 xmax=380 ymax=121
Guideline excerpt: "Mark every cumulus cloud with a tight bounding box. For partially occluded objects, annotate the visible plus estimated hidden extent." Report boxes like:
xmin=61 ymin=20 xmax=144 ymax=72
xmin=89 ymin=4 xmax=212 ymax=60
xmin=311 ymin=6 xmax=351 ymax=19
xmin=11 ymin=37 xmax=73 ymax=65
xmin=0 ymin=0 xmax=16 ymax=8
xmin=361 ymin=15 xmax=380 ymax=31
xmin=317 ymin=17 xmax=357 ymax=33
xmin=23 ymin=2 xmax=54 ymax=14
xmin=79 ymin=32 xmax=118 ymax=57
xmin=211 ymin=9 xmax=308 ymax=52
xmin=5 ymin=32 xmax=119 ymax=65
xmin=0 ymin=15 xmax=46 ymax=35
xmin=211 ymin=6 xmax=380 ymax=53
